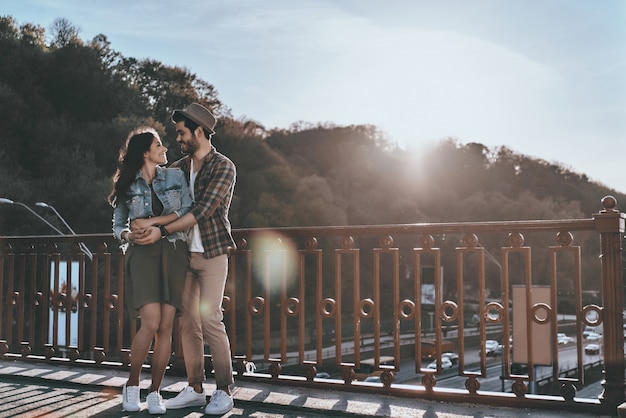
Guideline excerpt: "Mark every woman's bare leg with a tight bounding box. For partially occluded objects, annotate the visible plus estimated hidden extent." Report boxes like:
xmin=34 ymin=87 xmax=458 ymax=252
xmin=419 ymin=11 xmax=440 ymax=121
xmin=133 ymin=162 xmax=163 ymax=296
xmin=127 ymin=303 xmax=161 ymax=386
xmin=149 ymin=304 xmax=177 ymax=392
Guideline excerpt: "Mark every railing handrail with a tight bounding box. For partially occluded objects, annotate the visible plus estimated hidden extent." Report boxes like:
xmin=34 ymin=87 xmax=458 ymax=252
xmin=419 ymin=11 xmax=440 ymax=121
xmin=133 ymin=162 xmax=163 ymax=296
xmin=0 ymin=217 xmax=600 ymax=242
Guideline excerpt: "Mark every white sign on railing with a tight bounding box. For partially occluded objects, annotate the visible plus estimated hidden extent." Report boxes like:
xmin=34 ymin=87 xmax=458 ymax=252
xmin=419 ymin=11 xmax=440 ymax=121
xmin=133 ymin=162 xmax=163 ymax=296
xmin=512 ymin=285 xmax=551 ymax=366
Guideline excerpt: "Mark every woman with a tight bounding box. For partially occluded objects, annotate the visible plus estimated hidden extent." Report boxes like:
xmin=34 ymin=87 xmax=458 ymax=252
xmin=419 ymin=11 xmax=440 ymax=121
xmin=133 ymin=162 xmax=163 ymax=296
xmin=109 ymin=127 xmax=193 ymax=414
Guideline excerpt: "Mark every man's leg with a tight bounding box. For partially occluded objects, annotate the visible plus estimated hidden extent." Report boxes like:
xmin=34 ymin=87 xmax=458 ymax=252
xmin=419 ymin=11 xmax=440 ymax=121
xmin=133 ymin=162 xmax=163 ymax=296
xmin=196 ymin=254 xmax=233 ymax=391
xmin=196 ymin=254 xmax=235 ymax=415
xmin=165 ymin=258 xmax=208 ymax=410
xmin=180 ymin=259 xmax=206 ymax=389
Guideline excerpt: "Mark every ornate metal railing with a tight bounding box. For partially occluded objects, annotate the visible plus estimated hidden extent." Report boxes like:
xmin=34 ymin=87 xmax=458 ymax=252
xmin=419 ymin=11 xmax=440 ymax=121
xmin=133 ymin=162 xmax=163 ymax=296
xmin=1 ymin=196 xmax=624 ymax=415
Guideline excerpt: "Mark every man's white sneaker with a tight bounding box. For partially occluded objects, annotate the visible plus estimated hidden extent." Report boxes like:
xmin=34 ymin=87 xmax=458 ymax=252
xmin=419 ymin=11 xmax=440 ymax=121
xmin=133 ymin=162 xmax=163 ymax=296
xmin=146 ymin=391 xmax=166 ymax=415
xmin=122 ymin=384 xmax=141 ymax=412
xmin=164 ymin=386 xmax=206 ymax=409
xmin=205 ymin=389 xmax=233 ymax=415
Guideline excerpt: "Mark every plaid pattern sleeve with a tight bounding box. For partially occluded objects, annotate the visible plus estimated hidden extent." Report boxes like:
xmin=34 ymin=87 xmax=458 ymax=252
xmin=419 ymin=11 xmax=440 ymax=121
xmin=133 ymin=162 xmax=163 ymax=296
xmin=172 ymin=148 xmax=237 ymax=258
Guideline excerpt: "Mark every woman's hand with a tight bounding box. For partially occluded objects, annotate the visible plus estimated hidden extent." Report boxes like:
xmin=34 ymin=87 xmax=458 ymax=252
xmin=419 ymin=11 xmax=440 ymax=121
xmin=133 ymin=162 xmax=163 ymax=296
xmin=131 ymin=218 xmax=153 ymax=230
xmin=132 ymin=226 xmax=162 ymax=245
xmin=125 ymin=228 xmax=146 ymax=243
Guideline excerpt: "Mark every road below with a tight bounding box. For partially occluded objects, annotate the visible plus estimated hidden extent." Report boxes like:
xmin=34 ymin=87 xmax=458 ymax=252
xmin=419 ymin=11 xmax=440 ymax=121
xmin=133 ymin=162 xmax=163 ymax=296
xmin=394 ymin=342 xmax=604 ymax=396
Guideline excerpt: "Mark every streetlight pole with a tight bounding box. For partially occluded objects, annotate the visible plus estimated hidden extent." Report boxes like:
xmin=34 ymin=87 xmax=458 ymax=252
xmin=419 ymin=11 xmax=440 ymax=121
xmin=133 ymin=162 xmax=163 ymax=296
xmin=0 ymin=198 xmax=64 ymax=234
xmin=35 ymin=202 xmax=77 ymax=233
xmin=0 ymin=198 xmax=93 ymax=260
xmin=35 ymin=201 xmax=93 ymax=261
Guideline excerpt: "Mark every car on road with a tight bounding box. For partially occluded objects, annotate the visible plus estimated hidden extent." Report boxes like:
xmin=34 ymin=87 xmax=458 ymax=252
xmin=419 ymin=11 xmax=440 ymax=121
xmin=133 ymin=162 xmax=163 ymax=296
xmin=511 ymin=362 xmax=528 ymax=375
xmin=364 ymin=376 xmax=382 ymax=383
xmin=315 ymin=372 xmax=330 ymax=379
xmin=585 ymin=332 xmax=602 ymax=341
xmin=421 ymin=339 xmax=455 ymax=360
xmin=354 ymin=356 xmax=395 ymax=381
xmin=441 ymin=352 xmax=459 ymax=365
xmin=492 ymin=344 xmax=508 ymax=356
xmin=426 ymin=357 xmax=453 ymax=370
xmin=557 ymin=333 xmax=574 ymax=344
xmin=485 ymin=340 xmax=500 ymax=356
xmin=584 ymin=343 xmax=600 ymax=355
xmin=583 ymin=326 xmax=598 ymax=338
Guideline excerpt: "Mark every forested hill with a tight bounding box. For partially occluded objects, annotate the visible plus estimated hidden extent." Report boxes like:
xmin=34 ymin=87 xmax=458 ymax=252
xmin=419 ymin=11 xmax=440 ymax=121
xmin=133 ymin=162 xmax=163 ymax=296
xmin=0 ymin=16 xmax=623 ymax=236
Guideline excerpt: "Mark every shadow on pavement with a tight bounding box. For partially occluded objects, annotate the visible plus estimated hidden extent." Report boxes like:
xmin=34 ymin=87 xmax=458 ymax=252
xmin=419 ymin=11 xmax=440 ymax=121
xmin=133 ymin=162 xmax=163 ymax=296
xmin=0 ymin=376 xmax=332 ymax=418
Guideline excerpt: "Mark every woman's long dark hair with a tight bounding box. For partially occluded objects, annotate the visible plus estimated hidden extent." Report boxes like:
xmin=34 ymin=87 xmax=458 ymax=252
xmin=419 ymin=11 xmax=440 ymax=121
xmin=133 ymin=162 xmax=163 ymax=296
xmin=108 ymin=127 xmax=159 ymax=207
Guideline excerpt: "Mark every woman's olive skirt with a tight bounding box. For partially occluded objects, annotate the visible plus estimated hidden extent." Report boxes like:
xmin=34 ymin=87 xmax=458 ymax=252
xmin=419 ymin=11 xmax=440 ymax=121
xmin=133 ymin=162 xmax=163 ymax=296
xmin=124 ymin=239 xmax=189 ymax=318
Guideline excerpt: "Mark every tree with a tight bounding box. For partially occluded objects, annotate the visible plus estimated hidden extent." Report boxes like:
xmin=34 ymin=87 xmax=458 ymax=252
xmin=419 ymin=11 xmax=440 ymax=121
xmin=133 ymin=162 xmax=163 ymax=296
xmin=113 ymin=58 xmax=227 ymax=128
xmin=291 ymin=176 xmax=347 ymax=226
xmin=49 ymin=17 xmax=81 ymax=48
xmin=19 ymin=22 xmax=46 ymax=48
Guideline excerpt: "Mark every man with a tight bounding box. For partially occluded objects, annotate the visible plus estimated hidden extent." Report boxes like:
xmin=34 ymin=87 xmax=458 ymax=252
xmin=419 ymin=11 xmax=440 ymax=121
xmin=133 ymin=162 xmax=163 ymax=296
xmin=134 ymin=102 xmax=236 ymax=415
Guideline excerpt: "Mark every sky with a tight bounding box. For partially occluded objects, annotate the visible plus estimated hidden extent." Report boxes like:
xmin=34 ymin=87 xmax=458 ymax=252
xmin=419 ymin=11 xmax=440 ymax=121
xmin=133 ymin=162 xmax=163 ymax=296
xmin=4 ymin=0 xmax=626 ymax=193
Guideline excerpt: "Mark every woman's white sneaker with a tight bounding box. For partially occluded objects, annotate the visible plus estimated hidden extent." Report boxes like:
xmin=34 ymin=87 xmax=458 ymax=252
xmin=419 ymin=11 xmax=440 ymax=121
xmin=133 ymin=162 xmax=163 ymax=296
xmin=122 ymin=384 xmax=141 ymax=412
xmin=164 ymin=386 xmax=206 ymax=409
xmin=146 ymin=391 xmax=166 ymax=415
xmin=205 ymin=389 xmax=233 ymax=415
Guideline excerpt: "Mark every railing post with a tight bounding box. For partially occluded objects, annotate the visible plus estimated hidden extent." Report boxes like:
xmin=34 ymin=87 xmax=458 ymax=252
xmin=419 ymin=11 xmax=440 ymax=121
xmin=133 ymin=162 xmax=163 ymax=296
xmin=593 ymin=196 xmax=625 ymax=409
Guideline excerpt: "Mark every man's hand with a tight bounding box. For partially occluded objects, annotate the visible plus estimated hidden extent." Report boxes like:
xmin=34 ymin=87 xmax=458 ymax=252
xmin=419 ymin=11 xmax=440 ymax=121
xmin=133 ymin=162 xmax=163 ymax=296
xmin=132 ymin=226 xmax=161 ymax=245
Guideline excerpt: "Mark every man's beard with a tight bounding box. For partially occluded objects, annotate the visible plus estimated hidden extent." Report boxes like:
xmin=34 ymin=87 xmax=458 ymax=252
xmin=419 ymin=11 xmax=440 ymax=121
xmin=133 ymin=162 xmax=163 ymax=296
xmin=181 ymin=136 xmax=200 ymax=154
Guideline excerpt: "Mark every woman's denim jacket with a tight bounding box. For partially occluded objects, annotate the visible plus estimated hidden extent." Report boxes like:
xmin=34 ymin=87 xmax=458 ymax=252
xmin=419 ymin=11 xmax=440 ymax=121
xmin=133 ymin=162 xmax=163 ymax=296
xmin=113 ymin=166 xmax=193 ymax=245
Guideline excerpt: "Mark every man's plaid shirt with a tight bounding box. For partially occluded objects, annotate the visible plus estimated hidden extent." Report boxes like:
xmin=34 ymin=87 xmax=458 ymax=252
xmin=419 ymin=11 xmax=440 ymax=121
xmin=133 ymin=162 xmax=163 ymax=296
xmin=170 ymin=145 xmax=236 ymax=258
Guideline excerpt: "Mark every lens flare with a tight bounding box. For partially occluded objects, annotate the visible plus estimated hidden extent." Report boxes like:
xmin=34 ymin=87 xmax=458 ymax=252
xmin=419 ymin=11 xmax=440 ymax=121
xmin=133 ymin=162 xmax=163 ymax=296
xmin=250 ymin=231 xmax=299 ymax=293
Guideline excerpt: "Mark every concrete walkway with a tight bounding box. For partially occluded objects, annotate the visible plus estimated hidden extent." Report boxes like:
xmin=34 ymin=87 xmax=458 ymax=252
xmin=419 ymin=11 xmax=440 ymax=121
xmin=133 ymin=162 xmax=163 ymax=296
xmin=0 ymin=359 xmax=616 ymax=417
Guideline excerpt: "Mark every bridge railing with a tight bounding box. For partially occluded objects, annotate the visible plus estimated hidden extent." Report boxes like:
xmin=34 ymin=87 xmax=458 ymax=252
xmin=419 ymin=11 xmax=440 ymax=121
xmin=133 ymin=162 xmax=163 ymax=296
xmin=1 ymin=195 xmax=624 ymax=415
